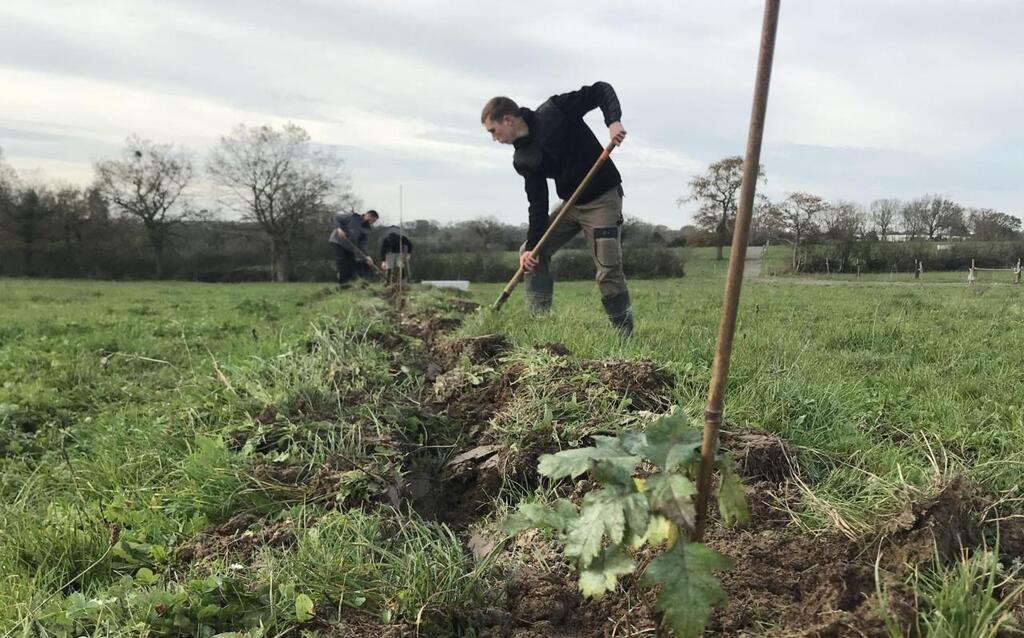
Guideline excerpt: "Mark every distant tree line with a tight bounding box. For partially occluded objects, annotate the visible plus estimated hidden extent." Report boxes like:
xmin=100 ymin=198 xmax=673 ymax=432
xmin=681 ymin=156 xmax=1023 ymax=272
xmin=5 ymin=141 xmax=1020 ymax=280
xmin=0 ymin=138 xmax=684 ymax=281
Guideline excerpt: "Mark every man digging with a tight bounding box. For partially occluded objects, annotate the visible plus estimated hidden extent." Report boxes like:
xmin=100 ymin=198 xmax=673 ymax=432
xmin=481 ymin=81 xmax=633 ymax=336
xmin=330 ymin=209 xmax=378 ymax=286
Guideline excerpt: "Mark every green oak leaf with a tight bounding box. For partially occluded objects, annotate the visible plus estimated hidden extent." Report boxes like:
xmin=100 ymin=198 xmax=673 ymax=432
xmin=295 ymin=593 xmax=315 ymax=622
xmin=565 ymin=488 xmax=628 ymax=566
xmin=643 ymin=413 xmax=702 ymax=472
xmin=502 ymin=499 xmax=579 ymax=534
xmin=717 ymin=460 xmax=750 ymax=528
xmin=618 ymin=430 xmax=649 ymax=455
xmin=578 ymin=547 xmax=635 ymax=598
xmin=646 ymin=472 xmax=697 ymax=534
xmin=539 ymin=447 xmax=640 ymax=481
xmin=642 ymin=542 xmax=733 ymax=638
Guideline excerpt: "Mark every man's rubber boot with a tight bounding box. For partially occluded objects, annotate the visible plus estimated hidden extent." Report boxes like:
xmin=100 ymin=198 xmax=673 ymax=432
xmin=602 ymin=291 xmax=634 ymax=338
xmin=525 ymin=272 xmax=554 ymax=314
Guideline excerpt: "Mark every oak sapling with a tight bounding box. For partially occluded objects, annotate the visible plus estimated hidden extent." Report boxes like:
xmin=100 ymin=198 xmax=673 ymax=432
xmin=503 ymin=412 xmax=749 ymax=638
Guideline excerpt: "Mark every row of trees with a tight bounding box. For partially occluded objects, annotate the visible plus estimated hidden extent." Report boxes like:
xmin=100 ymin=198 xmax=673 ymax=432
xmin=682 ymin=156 xmax=1023 ymax=270
xmin=5 ymin=140 xmax=1022 ymax=280
xmin=1 ymin=124 xmax=357 ymax=281
xmin=2 ymin=139 xmax=686 ymax=280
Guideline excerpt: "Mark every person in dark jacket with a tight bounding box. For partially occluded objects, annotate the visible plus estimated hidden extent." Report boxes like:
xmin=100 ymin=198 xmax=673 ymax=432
xmin=330 ymin=209 xmax=378 ymax=284
xmin=481 ymin=81 xmax=633 ymax=336
xmin=379 ymin=231 xmax=413 ymax=283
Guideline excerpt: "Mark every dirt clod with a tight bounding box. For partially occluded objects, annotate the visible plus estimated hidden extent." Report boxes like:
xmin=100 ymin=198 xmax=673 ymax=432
xmin=876 ymin=476 xmax=983 ymax=571
xmin=505 ymin=569 xmax=576 ymax=625
xmin=720 ymin=426 xmax=799 ymax=482
xmin=436 ymin=333 xmax=511 ymax=367
xmin=429 ymin=363 xmax=523 ymax=425
xmin=535 ymin=342 xmax=571 ymax=356
xmin=577 ymin=359 xmax=675 ymax=412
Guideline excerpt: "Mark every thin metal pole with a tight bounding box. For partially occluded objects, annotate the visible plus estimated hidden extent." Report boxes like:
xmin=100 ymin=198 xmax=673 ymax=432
xmin=694 ymin=0 xmax=781 ymax=541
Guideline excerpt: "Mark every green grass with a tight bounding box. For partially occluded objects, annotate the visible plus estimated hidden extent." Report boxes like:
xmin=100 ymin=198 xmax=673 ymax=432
xmin=462 ymin=254 xmax=1024 ymax=532
xmin=3 ymin=254 xmax=1024 ymax=634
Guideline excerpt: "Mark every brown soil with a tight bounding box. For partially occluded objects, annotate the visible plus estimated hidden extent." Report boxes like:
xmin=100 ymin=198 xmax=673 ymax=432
xmin=576 ymin=359 xmax=675 ymax=413
xmin=535 ymin=342 xmax=572 ymax=356
xmin=482 ymin=475 xmax=986 ymax=638
xmin=991 ymin=517 xmax=1024 ymax=561
xmin=720 ymin=426 xmax=799 ymax=483
xmin=397 ymin=312 xmax=464 ymax=344
xmin=435 ymin=333 xmax=511 ymax=367
xmin=706 ymin=478 xmax=981 ymax=637
xmin=176 ymin=512 xmax=296 ymax=564
xmin=429 ymin=363 xmax=524 ymax=426
xmin=873 ymin=476 xmax=983 ymax=571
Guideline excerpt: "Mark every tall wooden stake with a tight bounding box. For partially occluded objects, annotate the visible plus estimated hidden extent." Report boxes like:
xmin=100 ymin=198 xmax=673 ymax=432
xmin=694 ymin=0 xmax=781 ymax=541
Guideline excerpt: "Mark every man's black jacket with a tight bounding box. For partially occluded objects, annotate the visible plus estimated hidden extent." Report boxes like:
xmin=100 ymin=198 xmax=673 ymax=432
xmin=379 ymin=233 xmax=413 ymax=260
xmin=513 ymin=81 xmax=623 ymax=250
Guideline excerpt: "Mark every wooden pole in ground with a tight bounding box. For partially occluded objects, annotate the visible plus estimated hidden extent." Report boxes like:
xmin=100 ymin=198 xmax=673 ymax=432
xmin=694 ymin=0 xmax=781 ymax=541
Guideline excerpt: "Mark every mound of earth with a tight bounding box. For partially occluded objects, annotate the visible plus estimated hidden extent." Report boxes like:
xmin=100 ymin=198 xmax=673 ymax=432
xmin=534 ymin=342 xmax=572 ymax=356
xmin=575 ymin=359 xmax=675 ymax=412
xmin=435 ymin=333 xmax=511 ymax=367
xmin=720 ymin=426 xmax=799 ymax=483
xmin=429 ymin=363 xmax=524 ymax=425
xmin=478 ymin=476 xmax=986 ymax=638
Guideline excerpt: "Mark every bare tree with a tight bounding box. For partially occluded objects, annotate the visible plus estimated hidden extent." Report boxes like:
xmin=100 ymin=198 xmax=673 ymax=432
xmin=95 ymin=136 xmax=195 ymax=278
xmin=822 ymin=201 xmax=865 ymax=242
xmin=822 ymin=200 xmax=865 ymax=270
xmin=752 ymin=196 xmax=785 ymax=245
xmin=900 ymin=198 xmax=928 ymax=238
xmin=464 ymin=216 xmax=506 ymax=250
xmin=903 ymin=195 xmax=964 ymax=240
xmin=680 ymin=156 xmax=765 ymax=260
xmin=968 ymin=209 xmax=1022 ymax=240
xmin=869 ymin=198 xmax=900 ymax=240
xmin=780 ymin=191 xmax=825 ymax=271
xmin=208 ymin=123 xmax=352 ymax=282
xmin=52 ymin=184 xmax=104 ymax=267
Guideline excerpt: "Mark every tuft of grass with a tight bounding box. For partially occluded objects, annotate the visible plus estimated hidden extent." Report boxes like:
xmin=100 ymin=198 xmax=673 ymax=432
xmin=881 ymin=548 xmax=1024 ymax=638
xmin=269 ymin=508 xmax=492 ymax=626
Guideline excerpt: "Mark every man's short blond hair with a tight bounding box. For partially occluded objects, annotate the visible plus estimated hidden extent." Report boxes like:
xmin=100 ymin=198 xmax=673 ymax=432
xmin=481 ymin=97 xmax=520 ymax=124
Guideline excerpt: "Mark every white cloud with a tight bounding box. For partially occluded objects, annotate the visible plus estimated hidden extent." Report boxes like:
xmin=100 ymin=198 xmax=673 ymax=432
xmin=1 ymin=0 xmax=1022 ymax=225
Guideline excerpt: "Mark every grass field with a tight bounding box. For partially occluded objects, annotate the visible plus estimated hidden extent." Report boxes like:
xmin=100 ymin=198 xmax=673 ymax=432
xmin=3 ymin=256 xmax=1024 ymax=636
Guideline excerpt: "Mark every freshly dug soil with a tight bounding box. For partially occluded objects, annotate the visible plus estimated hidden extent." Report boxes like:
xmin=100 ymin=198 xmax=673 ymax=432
xmin=575 ymin=359 xmax=675 ymax=413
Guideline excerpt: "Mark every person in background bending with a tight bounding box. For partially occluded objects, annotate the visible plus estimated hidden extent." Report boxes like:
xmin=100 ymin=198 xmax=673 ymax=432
xmin=380 ymin=230 xmax=413 ymax=284
xmin=330 ymin=209 xmax=378 ymax=286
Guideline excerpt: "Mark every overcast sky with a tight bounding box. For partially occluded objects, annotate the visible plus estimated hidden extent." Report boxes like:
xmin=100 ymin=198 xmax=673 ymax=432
xmin=2 ymin=0 xmax=1022 ymax=228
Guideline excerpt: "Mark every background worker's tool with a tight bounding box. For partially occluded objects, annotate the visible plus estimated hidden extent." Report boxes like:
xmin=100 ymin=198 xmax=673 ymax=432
xmin=491 ymin=141 xmax=617 ymax=311
xmin=335 ymin=230 xmax=385 ymax=277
